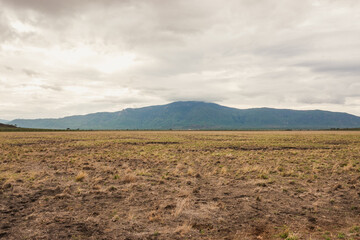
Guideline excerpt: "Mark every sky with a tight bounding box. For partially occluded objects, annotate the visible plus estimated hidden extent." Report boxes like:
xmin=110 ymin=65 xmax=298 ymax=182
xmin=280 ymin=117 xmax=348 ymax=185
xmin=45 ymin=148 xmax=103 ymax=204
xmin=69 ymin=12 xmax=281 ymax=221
xmin=0 ymin=0 xmax=360 ymax=120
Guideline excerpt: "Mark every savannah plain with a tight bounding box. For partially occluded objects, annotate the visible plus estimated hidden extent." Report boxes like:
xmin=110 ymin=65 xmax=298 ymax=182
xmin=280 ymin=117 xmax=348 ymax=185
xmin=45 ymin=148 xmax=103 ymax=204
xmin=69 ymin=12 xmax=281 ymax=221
xmin=0 ymin=131 xmax=359 ymax=240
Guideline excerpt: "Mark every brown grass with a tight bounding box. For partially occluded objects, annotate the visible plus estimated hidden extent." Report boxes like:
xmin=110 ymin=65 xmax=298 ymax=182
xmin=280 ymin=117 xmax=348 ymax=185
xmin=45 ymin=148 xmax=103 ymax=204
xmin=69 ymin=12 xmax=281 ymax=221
xmin=122 ymin=173 xmax=137 ymax=183
xmin=0 ymin=130 xmax=359 ymax=239
xmin=75 ymin=171 xmax=87 ymax=182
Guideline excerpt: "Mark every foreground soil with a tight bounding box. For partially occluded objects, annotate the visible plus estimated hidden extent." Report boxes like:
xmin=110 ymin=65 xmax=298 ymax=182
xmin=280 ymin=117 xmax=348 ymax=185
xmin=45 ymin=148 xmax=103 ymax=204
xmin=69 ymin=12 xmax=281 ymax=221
xmin=0 ymin=131 xmax=359 ymax=239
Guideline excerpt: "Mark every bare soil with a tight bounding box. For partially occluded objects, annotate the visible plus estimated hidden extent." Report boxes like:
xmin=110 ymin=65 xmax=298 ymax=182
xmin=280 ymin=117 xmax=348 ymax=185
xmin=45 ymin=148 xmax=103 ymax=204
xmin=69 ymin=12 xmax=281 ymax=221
xmin=0 ymin=131 xmax=359 ymax=239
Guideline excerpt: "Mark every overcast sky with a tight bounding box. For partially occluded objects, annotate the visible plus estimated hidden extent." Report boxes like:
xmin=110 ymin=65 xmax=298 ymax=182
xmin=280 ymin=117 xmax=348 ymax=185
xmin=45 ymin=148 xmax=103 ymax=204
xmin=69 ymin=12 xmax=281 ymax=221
xmin=0 ymin=0 xmax=360 ymax=120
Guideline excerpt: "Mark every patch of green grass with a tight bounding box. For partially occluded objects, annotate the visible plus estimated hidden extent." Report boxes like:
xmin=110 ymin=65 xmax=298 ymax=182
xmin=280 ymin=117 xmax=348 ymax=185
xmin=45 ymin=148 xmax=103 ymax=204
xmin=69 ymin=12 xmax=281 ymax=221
xmin=350 ymin=225 xmax=360 ymax=233
xmin=259 ymin=174 xmax=269 ymax=179
xmin=337 ymin=233 xmax=346 ymax=239
xmin=279 ymin=231 xmax=289 ymax=239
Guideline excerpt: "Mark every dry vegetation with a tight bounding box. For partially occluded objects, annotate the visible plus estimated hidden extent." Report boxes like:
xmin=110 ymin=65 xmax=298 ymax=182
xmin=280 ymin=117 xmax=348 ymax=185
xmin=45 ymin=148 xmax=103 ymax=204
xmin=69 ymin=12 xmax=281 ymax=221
xmin=0 ymin=131 xmax=359 ymax=239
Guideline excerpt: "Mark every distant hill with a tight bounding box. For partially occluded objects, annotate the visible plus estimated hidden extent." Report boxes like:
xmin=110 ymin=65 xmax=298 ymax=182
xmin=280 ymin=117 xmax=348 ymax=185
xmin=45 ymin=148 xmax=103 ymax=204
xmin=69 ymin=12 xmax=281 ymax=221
xmin=9 ymin=101 xmax=360 ymax=130
xmin=0 ymin=123 xmax=18 ymax=130
xmin=0 ymin=119 xmax=9 ymax=124
xmin=0 ymin=122 xmax=60 ymax=132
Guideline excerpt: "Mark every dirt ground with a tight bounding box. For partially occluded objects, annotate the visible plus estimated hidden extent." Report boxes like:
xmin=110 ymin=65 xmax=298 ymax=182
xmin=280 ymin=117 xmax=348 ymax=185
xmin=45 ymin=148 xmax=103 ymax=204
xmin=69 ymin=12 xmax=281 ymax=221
xmin=0 ymin=131 xmax=359 ymax=239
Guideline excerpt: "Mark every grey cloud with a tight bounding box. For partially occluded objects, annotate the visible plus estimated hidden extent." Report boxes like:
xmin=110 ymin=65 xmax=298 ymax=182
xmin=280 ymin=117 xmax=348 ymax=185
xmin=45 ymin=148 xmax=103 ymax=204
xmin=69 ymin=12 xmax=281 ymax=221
xmin=298 ymin=62 xmax=360 ymax=74
xmin=298 ymin=95 xmax=346 ymax=105
xmin=0 ymin=10 xmax=15 ymax=42
xmin=153 ymin=87 xmax=227 ymax=103
xmin=22 ymin=69 xmax=40 ymax=77
xmin=0 ymin=0 xmax=112 ymax=15
xmin=4 ymin=66 xmax=13 ymax=71
xmin=92 ymin=95 xmax=151 ymax=105
xmin=255 ymin=39 xmax=311 ymax=58
xmin=165 ymin=93 xmax=225 ymax=103
xmin=0 ymin=0 xmax=360 ymax=119
xmin=40 ymin=84 xmax=62 ymax=91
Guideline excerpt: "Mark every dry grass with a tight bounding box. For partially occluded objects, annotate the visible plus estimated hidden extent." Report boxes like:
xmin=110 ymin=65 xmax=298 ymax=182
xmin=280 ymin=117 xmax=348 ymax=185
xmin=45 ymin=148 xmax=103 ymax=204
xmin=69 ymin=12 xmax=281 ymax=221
xmin=0 ymin=130 xmax=359 ymax=239
xmin=174 ymin=197 xmax=189 ymax=217
xmin=175 ymin=222 xmax=193 ymax=236
xmin=122 ymin=173 xmax=137 ymax=183
xmin=75 ymin=171 xmax=87 ymax=182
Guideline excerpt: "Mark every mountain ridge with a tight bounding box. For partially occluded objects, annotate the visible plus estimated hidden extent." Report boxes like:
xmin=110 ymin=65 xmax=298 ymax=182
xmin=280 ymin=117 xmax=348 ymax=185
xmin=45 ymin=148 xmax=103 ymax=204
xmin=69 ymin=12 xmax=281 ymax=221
xmin=9 ymin=101 xmax=360 ymax=130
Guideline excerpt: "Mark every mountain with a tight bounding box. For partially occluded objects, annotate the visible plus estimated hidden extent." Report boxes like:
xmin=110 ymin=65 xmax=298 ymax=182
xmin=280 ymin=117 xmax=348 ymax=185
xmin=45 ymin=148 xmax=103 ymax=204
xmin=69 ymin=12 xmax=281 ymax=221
xmin=0 ymin=119 xmax=9 ymax=124
xmin=9 ymin=101 xmax=360 ymax=130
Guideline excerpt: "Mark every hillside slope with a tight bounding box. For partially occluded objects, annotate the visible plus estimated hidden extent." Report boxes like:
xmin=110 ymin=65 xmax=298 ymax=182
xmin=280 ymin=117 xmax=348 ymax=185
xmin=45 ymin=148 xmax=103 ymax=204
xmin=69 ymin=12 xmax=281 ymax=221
xmin=10 ymin=101 xmax=360 ymax=130
xmin=0 ymin=123 xmax=19 ymax=131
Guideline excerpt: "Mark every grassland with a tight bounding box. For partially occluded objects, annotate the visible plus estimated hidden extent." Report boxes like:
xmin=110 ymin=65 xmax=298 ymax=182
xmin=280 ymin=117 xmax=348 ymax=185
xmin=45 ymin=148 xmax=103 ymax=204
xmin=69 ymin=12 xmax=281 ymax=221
xmin=0 ymin=123 xmax=60 ymax=132
xmin=0 ymin=131 xmax=359 ymax=239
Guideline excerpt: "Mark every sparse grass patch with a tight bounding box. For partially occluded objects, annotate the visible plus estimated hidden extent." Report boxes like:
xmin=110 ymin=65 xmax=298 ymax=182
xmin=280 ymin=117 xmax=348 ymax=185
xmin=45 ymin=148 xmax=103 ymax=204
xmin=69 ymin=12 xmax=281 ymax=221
xmin=259 ymin=174 xmax=269 ymax=179
xmin=135 ymin=168 xmax=152 ymax=176
xmin=1 ymin=131 xmax=360 ymax=239
xmin=174 ymin=198 xmax=189 ymax=217
xmin=350 ymin=225 xmax=359 ymax=233
xmin=175 ymin=222 xmax=192 ymax=236
xmin=187 ymin=167 xmax=195 ymax=176
xmin=337 ymin=232 xmax=346 ymax=239
xmin=148 ymin=210 xmax=162 ymax=222
xmin=75 ymin=171 xmax=87 ymax=182
xmin=220 ymin=166 xmax=228 ymax=175
xmin=122 ymin=173 xmax=137 ymax=183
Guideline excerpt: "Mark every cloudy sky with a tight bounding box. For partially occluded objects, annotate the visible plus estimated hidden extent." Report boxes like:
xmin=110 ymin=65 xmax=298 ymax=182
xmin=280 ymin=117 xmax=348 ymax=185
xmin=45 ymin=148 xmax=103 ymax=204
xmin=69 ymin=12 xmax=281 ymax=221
xmin=0 ymin=0 xmax=360 ymax=120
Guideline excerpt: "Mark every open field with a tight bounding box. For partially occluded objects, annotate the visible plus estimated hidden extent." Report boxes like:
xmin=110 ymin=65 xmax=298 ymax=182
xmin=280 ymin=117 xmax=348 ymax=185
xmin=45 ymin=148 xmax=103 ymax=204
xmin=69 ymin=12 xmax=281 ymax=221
xmin=0 ymin=123 xmax=59 ymax=132
xmin=0 ymin=131 xmax=359 ymax=239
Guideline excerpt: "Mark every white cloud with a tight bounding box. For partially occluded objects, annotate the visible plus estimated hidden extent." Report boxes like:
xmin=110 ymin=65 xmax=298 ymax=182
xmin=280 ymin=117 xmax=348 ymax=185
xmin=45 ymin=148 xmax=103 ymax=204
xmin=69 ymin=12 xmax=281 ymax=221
xmin=0 ymin=0 xmax=359 ymax=120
